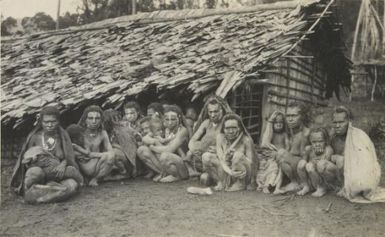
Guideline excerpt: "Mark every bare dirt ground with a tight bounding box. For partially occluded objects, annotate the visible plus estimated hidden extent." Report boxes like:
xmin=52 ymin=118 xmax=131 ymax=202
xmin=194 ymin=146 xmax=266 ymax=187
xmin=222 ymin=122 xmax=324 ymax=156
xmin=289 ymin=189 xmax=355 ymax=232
xmin=1 ymin=99 xmax=385 ymax=237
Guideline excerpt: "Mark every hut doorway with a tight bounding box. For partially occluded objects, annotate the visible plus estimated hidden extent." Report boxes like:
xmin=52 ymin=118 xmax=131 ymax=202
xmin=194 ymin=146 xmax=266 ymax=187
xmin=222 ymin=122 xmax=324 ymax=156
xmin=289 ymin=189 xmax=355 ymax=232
xmin=227 ymin=83 xmax=264 ymax=143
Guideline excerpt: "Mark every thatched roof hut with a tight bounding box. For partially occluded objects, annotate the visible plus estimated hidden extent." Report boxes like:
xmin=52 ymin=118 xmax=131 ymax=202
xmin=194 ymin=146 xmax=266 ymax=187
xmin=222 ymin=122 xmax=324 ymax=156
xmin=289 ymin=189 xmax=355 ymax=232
xmin=1 ymin=0 xmax=350 ymax=158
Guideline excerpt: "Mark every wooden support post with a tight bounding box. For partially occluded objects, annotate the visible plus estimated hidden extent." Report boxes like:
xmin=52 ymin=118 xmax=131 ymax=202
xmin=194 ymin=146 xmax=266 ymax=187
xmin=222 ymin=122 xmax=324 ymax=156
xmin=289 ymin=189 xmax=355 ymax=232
xmin=371 ymin=65 xmax=378 ymax=102
xmin=132 ymin=0 xmax=136 ymax=15
xmin=285 ymin=58 xmax=290 ymax=111
xmin=311 ymin=57 xmax=315 ymax=103
xmin=56 ymin=0 xmax=61 ymax=30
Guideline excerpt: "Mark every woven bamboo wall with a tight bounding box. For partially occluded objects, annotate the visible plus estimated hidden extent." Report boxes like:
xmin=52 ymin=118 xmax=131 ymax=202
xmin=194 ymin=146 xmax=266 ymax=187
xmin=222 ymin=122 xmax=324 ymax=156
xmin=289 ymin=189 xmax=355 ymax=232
xmin=259 ymin=46 xmax=327 ymax=143
xmin=227 ymin=83 xmax=264 ymax=143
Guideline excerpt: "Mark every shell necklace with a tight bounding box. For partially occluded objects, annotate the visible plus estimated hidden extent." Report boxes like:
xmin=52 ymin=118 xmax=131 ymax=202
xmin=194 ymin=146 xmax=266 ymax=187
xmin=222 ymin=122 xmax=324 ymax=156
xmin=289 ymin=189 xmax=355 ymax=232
xmin=42 ymin=132 xmax=57 ymax=151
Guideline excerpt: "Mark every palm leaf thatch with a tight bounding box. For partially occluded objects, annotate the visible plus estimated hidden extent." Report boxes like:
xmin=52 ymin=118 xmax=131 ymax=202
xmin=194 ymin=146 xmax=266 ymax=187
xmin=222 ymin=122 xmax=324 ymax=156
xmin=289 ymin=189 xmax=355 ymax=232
xmin=1 ymin=0 xmax=350 ymax=130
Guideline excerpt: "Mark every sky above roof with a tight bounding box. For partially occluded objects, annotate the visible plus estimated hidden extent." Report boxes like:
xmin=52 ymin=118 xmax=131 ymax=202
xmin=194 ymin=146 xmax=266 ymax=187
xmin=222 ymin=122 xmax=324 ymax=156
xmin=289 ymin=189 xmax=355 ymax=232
xmin=1 ymin=0 xmax=82 ymax=19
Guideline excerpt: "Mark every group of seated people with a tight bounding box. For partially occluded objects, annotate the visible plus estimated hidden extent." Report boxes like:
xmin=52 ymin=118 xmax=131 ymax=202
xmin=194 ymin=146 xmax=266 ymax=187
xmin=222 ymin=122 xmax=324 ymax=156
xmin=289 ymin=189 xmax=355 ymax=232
xmin=10 ymin=95 xmax=385 ymax=204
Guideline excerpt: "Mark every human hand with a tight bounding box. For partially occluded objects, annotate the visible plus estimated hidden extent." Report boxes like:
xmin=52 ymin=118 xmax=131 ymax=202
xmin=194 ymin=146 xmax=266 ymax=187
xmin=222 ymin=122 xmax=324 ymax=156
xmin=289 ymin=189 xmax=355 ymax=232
xmin=232 ymin=170 xmax=246 ymax=179
xmin=192 ymin=150 xmax=202 ymax=157
xmin=207 ymin=146 xmax=216 ymax=154
xmin=55 ymin=162 xmax=66 ymax=179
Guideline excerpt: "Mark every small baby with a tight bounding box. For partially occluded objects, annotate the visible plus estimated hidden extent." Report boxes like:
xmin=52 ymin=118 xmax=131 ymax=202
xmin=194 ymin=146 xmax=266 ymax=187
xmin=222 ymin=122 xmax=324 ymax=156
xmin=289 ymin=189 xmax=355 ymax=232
xmin=22 ymin=146 xmax=84 ymax=185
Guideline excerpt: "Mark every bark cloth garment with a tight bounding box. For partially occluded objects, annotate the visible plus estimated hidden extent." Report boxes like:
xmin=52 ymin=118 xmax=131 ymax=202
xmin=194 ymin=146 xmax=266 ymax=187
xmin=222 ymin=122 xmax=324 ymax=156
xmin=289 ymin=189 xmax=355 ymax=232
xmin=341 ymin=123 xmax=385 ymax=203
xmin=10 ymin=126 xmax=78 ymax=195
xmin=110 ymin=122 xmax=138 ymax=174
xmin=257 ymin=111 xmax=285 ymax=190
xmin=217 ymin=114 xmax=254 ymax=189
xmin=192 ymin=95 xmax=233 ymax=171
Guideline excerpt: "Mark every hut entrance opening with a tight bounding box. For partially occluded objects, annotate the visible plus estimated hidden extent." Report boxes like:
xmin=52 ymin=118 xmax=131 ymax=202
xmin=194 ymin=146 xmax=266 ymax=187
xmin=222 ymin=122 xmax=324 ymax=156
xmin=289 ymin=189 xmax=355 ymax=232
xmin=227 ymin=83 xmax=263 ymax=143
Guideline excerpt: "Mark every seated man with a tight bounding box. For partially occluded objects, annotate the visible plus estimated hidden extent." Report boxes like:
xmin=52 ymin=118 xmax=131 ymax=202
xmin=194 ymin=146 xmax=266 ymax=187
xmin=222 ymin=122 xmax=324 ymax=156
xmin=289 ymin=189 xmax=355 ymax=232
xmin=76 ymin=105 xmax=116 ymax=186
xmin=11 ymin=106 xmax=81 ymax=204
xmin=297 ymin=127 xmax=335 ymax=197
xmin=329 ymin=106 xmax=385 ymax=203
xmin=203 ymin=113 xmax=255 ymax=191
xmin=276 ymin=102 xmax=310 ymax=193
xmin=188 ymin=95 xmax=233 ymax=183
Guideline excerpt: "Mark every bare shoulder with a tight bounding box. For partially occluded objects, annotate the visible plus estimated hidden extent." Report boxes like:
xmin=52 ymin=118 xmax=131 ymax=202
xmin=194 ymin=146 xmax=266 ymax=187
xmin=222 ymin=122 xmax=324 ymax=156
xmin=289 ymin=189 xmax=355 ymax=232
xmin=178 ymin=126 xmax=189 ymax=137
xmin=242 ymin=136 xmax=254 ymax=146
xmin=216 ymin=133 xmax=226 ymax=142
xmin=200 ymin=119 xmax=210 ymax=128
xmin=304 ymin=145 xmax=312 ymax=153
xmin=303 ymin=127 xmax=311 ymax=137
xmin=100 ymin=130 xmax=110 ymax=139
xmin=28 ymin=131 xmax=42 ymax=146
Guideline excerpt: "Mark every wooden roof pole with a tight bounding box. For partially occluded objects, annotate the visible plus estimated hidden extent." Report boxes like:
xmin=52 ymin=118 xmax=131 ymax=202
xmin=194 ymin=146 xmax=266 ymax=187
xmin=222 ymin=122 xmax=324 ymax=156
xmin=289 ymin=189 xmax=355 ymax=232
xmin=350 ymin=0 xmax=366 ymax=101
xmin=382 ymin=0 xmax=385 ymax=56
xmin=351 ymin=0 xmax=365 ymax=64
xmin=56 ymin=0 xmax=61 ymax=30
xmin=280 ymin=0 xmax=335 ymax=59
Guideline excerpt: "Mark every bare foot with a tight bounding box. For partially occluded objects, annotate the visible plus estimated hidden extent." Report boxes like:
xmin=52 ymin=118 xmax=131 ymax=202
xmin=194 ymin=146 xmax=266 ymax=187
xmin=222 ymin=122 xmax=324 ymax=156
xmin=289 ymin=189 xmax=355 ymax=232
xmin=226 ymin=181 xmax=245 ymax=192
xmin=312 ymin=187 xmax=327 ymax=197
xmin=200 ymin=173 xmax=210 ymax=186
xmin=144 ymin=171 xmax=155 ymax=179
xmin=297 ymin=185 xmax=310 ymax=196
xmin=282 ymin=182 xmax=300 ymax=192
xmin=160 ymin=175 xmax=179 ymax=183
xmin=263 ymin=187 xmax=270 ymax=194
xmin=89 ymin=178 xmax=99 ymax=187
xmin=188 ymin=169 xmax=201 ymax=178
xmin=214 ymin=182 xmax=224 ymax=191
xmin=336 ymin=188 xmax=345 ymax=197
xmin=273 ymin=188 xmax=285 ymax=195
xmin=152 ymin=174 xmax=162 ymax=182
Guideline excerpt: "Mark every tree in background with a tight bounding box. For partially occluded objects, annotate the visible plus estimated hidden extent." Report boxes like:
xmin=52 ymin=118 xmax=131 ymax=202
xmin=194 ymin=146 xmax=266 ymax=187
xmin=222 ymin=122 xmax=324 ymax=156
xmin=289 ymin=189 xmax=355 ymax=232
xmin=21 ymin=12 xmax=56 ymax=34
xmin=58 ymin=12 xmax=81 ymax=29
xmin=1 ymin=16 xmax=17 ymax=36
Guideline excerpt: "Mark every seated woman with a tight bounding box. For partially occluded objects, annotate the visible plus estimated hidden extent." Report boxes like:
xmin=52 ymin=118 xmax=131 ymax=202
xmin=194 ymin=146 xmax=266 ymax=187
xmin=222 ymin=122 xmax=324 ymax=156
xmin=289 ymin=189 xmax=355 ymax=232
xmin=10 ymin=106 xmax=82 ymax=204
xmin=75 ymin=105 xmax=116 ymax=186
xmin=137 ymin=105 xmax=190 ymax=183
xmin=257 ymin=111 xmax=289 ymax=194
xmin=103 ymin=109 xmax=138 ymax=178
xmin=202 ymin=113 xmax=256 ymax=191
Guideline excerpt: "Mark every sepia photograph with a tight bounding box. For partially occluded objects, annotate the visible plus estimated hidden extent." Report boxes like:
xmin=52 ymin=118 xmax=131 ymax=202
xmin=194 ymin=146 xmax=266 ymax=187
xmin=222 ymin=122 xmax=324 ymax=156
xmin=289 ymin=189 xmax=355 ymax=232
xmin=1 ymin=0 xmax=385 ymax=236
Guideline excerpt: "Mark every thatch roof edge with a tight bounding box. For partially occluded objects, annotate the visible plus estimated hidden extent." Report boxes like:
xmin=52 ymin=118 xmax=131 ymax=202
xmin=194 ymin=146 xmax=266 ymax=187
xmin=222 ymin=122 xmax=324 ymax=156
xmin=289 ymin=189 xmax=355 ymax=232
xmin=1 ymin=0 xmax=319 ymax=43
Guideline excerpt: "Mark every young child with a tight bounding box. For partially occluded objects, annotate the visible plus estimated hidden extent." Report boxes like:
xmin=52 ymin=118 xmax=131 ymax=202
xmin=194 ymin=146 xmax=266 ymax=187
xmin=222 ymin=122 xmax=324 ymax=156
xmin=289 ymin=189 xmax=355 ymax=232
xmin=297 ymin=127 xmax=334 ymax=197
xmin=22 ymin=146 xmax=84 ymax=186
xmin=185 ymin=107 xmax=198 ymax=137
xmin=142 ymin=117 xmax=177 ymax=147
xmin=257 ymin=111 xmax=290 ymax=194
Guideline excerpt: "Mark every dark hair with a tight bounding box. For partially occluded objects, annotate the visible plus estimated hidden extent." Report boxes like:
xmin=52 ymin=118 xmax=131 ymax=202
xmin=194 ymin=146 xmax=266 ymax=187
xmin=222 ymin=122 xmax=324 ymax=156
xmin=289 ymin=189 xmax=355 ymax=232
xmin=333 ymin=106 xmax=352 ymax=121
xmin=221 ymin=113 xmax=243 ymax=133
xmin=309 ymin=127 xmax=330 ymax=145
xmin=147 ymin=102 xmax=164 ymax=116
xmin=78 ymin=105 xmax=104 ymax=130
xmin=66 ymin=124 xmax=85 ymax=146
xmin=39 ymin=106 xmax=60 ymax=122
xmin=164 ymin=105 xmax=183 ymax=117
xmin=139 ymin=116 xmax=152 ymax=125
xmin=150 ymin=117 xmax=164 ymax=131
xmin=103 ymin=109 xmax=122 ymax=134
xmin=287 ymin=101 xmax=311 ymax=127
xmin=124 ymin=101 xmax=141 ymax=112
